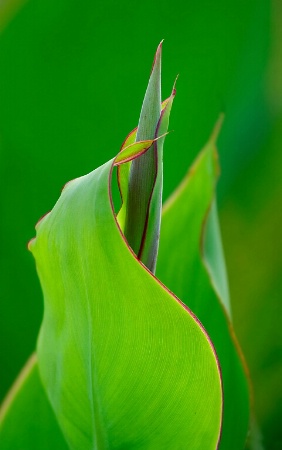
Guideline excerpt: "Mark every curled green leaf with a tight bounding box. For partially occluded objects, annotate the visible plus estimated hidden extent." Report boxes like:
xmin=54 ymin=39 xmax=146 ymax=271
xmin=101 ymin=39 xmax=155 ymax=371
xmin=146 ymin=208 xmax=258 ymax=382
xmin=27 ymin=151 xmax=223 ymax=449
xmin=1 ymin=42 xmax=253 ymax=450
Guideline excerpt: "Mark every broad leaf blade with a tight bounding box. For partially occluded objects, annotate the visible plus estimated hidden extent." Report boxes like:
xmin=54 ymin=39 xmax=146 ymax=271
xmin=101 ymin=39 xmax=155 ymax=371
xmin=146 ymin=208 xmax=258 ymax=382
xmin=0 ymin=354 xmax=68 ymax=450
xmin=156 ymin=121 xmax=250 ymax=449
xmin=29 ymin=157 xmax=223 ymax=449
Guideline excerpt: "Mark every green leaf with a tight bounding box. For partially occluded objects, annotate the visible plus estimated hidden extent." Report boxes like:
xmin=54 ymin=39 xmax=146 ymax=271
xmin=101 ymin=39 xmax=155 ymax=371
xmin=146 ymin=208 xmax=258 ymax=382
xmin=0 ymin=354 xmax=68 ymax=449
xmin=114 ymin=134 xmax=168 ymax=166
xmin=123 ymin=41 xmax=164 ymax=273
xmin=114 ymin=139 xmax=154 ymax=165
xmin=117 ymin=97 xmax=173 ymax=232
xmin=203 ymin=199 xmax=231 ymax=318
xmin=29 ymin=155 xmax=223 ymax=449
xmin=220 ymin=117 xmax=282 ymax=448
xmin=156 ymin=118 xmax=250 ymax=449
xmin=118 ymin=89 xmax=176 ymax=275
xmin=137 ymin=86 xmax=176 ymax=273
xmin=115 ymin=127 xmax=137 ymax=230
xmin=0 ymin=0 xmax=271 ymax=400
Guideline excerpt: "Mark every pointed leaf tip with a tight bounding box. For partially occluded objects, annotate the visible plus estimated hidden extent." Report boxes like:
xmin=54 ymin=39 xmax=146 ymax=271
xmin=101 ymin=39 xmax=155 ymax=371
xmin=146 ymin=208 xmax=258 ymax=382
xmin=150 ymin=40 xmax=163 ymax=75
xmin=210 ymin=113 xmax=225 ymax=145
xmin=114 ymin=133 xmax=169 ymax=166
xmin=173 ymin=74 xmax=179 ymax=90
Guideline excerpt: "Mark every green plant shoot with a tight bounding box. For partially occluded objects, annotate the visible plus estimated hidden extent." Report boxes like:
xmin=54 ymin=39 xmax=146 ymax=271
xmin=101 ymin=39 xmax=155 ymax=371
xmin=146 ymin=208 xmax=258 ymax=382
xmin=0 ymin=42 xmax=250 ymax=450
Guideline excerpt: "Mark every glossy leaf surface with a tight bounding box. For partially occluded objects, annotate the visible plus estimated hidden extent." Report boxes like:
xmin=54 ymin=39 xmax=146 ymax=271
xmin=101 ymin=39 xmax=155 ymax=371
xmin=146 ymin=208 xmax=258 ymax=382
xmin=156 ymin=122 xmax=250 ymax=449
xmin=29 ymin=155 xmax=223 ymax=449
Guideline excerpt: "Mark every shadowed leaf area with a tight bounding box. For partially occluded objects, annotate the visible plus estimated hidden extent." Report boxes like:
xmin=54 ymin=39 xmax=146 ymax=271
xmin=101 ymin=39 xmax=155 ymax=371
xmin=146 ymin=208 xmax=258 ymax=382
xmin=221 ymin=117 xmax=282 ymax=450
xmin=156 ymin=126 xmax=250 ymax=449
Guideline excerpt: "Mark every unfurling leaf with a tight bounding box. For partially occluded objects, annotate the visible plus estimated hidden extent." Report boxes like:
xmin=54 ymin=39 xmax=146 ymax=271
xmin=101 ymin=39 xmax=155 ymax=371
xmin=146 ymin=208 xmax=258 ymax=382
xmin=122 ymin=41 xmax=175 ymax=274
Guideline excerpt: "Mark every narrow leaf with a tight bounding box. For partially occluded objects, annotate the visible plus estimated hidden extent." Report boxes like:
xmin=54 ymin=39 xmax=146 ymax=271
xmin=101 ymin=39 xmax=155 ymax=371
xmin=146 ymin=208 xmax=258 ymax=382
xmin=117 ymin=97 xmax=172 ymax=231
xmin=123 ymin=42 xmax=162 ymax=272
xmin=138 ymin=85 xmax=176 ymax=273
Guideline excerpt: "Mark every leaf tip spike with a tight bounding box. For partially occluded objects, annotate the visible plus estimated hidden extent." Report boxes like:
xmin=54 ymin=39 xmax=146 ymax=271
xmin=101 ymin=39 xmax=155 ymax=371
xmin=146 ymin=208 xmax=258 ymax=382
xmin=210 ymin=113 xmax=225 ymax=145
xmin=150 ymin=40 xmax=163 ymax=76
xmin=171 ymin=74 xmax=179 ymax=97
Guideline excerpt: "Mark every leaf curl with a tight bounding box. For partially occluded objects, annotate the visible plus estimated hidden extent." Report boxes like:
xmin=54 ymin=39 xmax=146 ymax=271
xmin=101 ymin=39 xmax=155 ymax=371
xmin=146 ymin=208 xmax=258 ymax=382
xmin=28 ymin=152 xmax=223 ymax=449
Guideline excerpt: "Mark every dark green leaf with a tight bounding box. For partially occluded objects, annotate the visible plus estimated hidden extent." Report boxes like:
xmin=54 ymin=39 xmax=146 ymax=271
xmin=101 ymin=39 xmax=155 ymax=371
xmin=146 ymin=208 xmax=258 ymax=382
xmin=156 ymin=120 xmax=250 ymax=449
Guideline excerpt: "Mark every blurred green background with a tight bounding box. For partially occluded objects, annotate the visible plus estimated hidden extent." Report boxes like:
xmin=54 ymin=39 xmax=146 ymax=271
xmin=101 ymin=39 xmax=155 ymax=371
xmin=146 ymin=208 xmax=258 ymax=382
xmin=0 ymin=0 xmax=281 ymax=447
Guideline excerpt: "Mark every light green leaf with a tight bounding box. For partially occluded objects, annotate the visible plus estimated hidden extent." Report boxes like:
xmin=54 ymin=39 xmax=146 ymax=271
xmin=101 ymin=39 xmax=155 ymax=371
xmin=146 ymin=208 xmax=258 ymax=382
xmin=115 ymin=127 xmax=137 ymax=230
xmin=114 ymin=134 xmax=168 ymax=166
xmin=0 ymin=354 xmax=68 ymax=449
xmin=156 ymin=119 xmax=250 ymax=449
xmin=29 ymin=155 xmax=223 ymax=449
